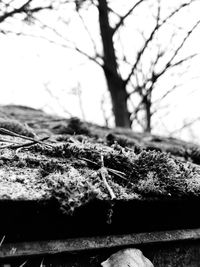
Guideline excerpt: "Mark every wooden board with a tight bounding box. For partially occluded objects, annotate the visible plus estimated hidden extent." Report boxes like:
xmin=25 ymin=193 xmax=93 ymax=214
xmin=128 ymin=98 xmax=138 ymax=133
xmin=1 ymin=228 xmax=200 ymax=259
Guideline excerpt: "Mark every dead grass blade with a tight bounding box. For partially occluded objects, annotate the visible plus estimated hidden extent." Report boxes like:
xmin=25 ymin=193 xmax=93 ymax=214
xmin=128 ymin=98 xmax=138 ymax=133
xmin=0 ymin=235 xmax=5 ymax=247
xmin=0 ymin=127 xmax=53 ymax=148
xmin=18 ymin=260 xmax=27 ymax=267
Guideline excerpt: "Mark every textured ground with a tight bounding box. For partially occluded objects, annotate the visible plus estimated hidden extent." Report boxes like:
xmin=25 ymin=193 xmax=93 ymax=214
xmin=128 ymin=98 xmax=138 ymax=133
xmin=1 ymin=104 xmax=200 ymax=215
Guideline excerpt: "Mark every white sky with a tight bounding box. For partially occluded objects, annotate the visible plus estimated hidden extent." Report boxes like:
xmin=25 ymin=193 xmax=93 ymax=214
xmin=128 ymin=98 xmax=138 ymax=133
xmin=0 ymin=0 xmax=200 ymax=142
xmin=0 ymin=35 xmax=108 ymax=123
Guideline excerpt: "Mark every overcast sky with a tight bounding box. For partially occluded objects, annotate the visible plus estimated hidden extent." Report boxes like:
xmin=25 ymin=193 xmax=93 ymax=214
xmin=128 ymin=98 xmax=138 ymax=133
xmin=0 ymin=0 xmax=200 ymax=142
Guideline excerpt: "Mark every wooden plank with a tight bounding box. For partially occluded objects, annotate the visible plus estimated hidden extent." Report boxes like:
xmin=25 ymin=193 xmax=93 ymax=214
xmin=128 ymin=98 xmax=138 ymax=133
xmin=1 ymin=228 xmax=200 ymax=259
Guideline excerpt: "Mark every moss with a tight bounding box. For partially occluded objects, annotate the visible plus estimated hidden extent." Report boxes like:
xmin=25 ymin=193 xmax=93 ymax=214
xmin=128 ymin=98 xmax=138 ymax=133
xmin=106 ymin=133 xmax=142 ymax=153
xmin=46 ymin=167 xmax=140 ymax=214
xmin=52 ymin=117 xmax=90 ymax=136
xmin=2 ymin=129 xmax=200 ymax=214
xmin=0 ymin=118 xmax=35 ymax=137
xmin=131 ymin=150 xmax=200 ymax=198
xmin=2 ymin=105 xmax=200 ymax=215
xmin=189 ymin=146 xmax=200 ymax=164
xmin=130 ymin=151 xmax=176 ymax=183
xmin=23 ymin=138 xmax=200 ymax=204
xmin=29 ymin=142 xmax=200 ymax=212
xmin=106 ymin=131 xmax=200 ymax=165
xmin=46 ymin=168 xmax=106 ymax=214
xmin=39 ymin=160 xmax=67 ymax=177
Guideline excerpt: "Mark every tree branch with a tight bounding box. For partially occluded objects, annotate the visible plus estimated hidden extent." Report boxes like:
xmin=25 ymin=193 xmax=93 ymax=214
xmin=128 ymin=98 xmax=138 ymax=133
xmin=167 ymin=19 xmax=200 ymax=65
xmin=9 ymin=14 xmax=103 ymax=69
xmin=170 ymin=53 xmax=198 ymax=69
xmin=34 ymin=15 xmax=103 ymax=67
xmin=124 ymin=2 xmax=161 ymax=86
xmin=154 ymin=84 xmax=181 ymax=106
xmin=171 ymin=117 xmax=200 ymax=135
xmin=150 ymin=33 xmax=200 ymax=86
xmin=0 ymin=0 xmax=52 ymax=24
xmin=77 ymin=11 xmax=99 ymax=57
xmin=112 ymin=0 xmax=146 ymax=35
xmin=124 ymin=0 xmax=197 ymax=86
xmin=0 ymin=0 xmax=31 ymax=23
xmin=137 ymin=19 xmax=200 ymax=92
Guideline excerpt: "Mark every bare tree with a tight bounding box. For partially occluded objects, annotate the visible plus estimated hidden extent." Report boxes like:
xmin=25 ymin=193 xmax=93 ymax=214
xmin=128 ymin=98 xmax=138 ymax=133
xmin=96 ymin=0 xmax=200 ymax=131
xmin=1 ymin=0 xmax=200 ymax=132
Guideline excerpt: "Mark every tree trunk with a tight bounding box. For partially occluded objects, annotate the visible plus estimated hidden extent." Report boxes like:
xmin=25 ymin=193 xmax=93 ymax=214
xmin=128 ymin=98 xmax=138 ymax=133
xmin=97 ymin=0 xmax=131 ymax=128
xmin=105 ymin=70 xmax=131 ymax=127
xmin=143 ymin=95 xmax=151 ymax=133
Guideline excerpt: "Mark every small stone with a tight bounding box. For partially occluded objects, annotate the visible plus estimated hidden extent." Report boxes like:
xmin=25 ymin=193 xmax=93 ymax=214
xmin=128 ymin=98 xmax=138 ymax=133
xmin=101 ymin=248 xmax=154 ymax=267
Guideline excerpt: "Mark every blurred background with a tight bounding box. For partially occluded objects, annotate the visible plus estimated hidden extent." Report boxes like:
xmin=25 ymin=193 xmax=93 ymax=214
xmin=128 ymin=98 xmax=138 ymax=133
xmin=0 ymin=0 xmax=200 ymax=142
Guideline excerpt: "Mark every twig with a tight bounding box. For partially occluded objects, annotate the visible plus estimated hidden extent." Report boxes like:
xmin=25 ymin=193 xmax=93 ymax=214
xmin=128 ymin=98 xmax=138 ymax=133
xmin=100 ymin=167 xmax=116 ymax=200
xmin=0 ymin=138 xmax=22 ymax=144
xmin=79 ymin=157 xmax=99 ymax=167
xmin=171 ymin=117 xmax=200 ymax=135
xmin=107 ymin=168 xmax=128 ymax=182
xmin=15 ymin=136 xmax=50 ymax=151
xmin=79 ymin=157 xmax=128 ymax=182
xmin=0 ymin=136 xmax=50 ymax=150
xmin=100 ymin=154 xmax=116 ymax=200
xmin=0 ymin=0 xmax=52 ymax=24
xmin=77 ymin=11 xmax=98 ymax=56
xmin=112 ymin=0 xmax=146 ymax=35
xmin=44 ymin=82 xmax=72 ymax=117
xmin=0 ymin=0 xmax=32 ymax=23
xmin=26 ymin=118 xmax=68 ymax=125
xmin=124 ymin=0 xmax=197 ymax=86
xmin=0 ymin=128 xmax=53 ymax=148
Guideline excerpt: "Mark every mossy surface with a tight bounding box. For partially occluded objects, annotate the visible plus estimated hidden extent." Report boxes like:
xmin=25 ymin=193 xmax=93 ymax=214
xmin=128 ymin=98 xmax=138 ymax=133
xmin=1 ymin=105 xmax=200 ymax=215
